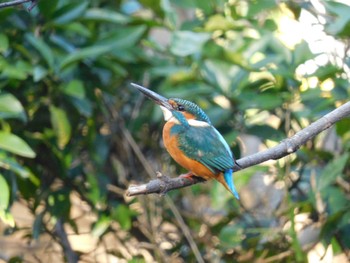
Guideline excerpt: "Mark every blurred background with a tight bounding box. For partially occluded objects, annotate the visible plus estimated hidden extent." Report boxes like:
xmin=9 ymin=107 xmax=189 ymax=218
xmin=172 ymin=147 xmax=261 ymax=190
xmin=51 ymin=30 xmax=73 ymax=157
xmin=0 ymin=0 xmax=349 ymax=262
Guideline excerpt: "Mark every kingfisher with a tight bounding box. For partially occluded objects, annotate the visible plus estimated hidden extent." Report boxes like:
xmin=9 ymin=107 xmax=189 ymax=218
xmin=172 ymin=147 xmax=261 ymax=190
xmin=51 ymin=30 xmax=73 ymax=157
xmin=131 ymin=83 xmax=239 ymax=199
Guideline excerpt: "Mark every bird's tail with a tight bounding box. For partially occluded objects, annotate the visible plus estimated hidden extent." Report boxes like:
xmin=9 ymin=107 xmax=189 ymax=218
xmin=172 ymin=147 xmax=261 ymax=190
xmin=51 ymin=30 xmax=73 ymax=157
xmin=217 ymin=169 xmax=239 ymax=199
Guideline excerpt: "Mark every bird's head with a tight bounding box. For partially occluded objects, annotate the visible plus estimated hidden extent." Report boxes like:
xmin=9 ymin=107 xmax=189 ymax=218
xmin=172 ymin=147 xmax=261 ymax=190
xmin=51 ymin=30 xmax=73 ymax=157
xmin=131 ymin=83 xmax=211 ymax=127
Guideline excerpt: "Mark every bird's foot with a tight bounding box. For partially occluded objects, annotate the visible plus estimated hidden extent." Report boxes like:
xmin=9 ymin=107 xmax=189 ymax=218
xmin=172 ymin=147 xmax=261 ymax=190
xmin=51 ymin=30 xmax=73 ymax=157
xmin=179 ymin=172 xmax=196 ymax=181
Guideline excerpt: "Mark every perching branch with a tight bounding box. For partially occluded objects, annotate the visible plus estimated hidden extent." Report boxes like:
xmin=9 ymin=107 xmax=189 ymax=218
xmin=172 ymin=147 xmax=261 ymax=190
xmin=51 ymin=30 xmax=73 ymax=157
xmin=126 ymin=101 xmax=350 ymax=197
xmin=0 ymin=0 xmax=37 ymax=11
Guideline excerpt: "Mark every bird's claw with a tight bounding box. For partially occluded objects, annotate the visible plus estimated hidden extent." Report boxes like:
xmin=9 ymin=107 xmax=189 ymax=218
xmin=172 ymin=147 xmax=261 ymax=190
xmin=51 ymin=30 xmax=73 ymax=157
xmin=179 ymin=172 xmax=196 ymax=181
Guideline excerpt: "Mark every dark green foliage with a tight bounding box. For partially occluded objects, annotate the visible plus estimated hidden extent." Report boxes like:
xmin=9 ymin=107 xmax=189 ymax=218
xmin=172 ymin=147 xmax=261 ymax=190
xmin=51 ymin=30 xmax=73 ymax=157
xmin=0 ymin=0 xmax=349 ymax=262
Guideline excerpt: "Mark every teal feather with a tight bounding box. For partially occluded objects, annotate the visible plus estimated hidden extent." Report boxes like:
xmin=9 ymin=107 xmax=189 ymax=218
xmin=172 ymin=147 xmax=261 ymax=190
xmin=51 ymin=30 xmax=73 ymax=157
xmin=224 ymin=169 xmax=239 ymax=199
xmin=171 ymin=111 xmax=189 ymax=127
xmin=172 ymin=125 xmax=234 ymax=173
xmin=171 ymin=124 xmax=239 ymax=199
xmin=171 ymin=98 xmax=211 ymax=124
xmin=168 ymin=98 xmax=239 ymax=199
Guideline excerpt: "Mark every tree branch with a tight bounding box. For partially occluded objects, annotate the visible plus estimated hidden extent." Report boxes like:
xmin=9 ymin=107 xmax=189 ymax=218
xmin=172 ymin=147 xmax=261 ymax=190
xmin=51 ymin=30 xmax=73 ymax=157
xmin=126 ymin=101 xmax=350 ymax=197
xmin=0 ymin=0 xmax=37 ymax=11
xmin=54 ymin=219 xmax=79 ymax=263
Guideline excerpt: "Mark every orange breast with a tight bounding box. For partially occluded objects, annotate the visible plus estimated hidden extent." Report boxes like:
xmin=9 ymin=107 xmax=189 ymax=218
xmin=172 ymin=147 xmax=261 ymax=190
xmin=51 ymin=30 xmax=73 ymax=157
xmin=162 ymin=122 xmax=216 ymax=180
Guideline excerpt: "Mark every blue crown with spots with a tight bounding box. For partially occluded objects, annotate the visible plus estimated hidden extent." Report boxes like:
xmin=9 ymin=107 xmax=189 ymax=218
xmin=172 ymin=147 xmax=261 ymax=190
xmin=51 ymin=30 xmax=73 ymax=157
xmin=172 ymin=98 xmax=211 ymax=124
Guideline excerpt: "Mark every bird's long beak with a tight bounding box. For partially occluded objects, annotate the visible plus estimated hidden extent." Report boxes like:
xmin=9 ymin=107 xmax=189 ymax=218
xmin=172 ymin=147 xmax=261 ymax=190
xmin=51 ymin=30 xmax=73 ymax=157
xmin=130 ymin=83 xmax=172 ymax=110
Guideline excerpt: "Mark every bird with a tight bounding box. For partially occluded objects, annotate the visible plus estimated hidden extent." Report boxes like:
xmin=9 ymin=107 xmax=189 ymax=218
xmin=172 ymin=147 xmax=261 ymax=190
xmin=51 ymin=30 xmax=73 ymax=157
xmin=131 ymin=83 xmax=239 ymax=199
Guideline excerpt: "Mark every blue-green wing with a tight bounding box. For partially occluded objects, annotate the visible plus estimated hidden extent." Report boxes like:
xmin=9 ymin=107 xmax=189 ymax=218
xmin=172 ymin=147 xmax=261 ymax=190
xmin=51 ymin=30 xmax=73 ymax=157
xmin=177 ymin=125 xmax=234 ymax=173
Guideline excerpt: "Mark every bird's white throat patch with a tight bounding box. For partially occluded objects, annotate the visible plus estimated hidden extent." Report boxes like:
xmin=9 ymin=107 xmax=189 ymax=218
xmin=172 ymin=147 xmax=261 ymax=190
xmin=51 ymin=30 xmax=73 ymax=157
xmin=160 ymin=106 xmax=173 ymax=121
xmin=160 ymin=105 xmax=210 ymax=127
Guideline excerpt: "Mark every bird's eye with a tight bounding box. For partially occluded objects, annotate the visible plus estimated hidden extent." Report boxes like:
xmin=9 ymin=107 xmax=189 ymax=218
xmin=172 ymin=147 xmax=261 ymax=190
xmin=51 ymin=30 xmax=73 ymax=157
xmin=177 ymin=105 xmax=185 ymax=111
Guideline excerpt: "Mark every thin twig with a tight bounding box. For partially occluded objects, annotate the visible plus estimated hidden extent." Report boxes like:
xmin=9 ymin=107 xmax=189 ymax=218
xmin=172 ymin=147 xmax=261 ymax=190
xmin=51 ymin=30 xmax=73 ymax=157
xmin=54 ymin=219 xmax=79 ymax=263
xmin=259 ymin=249 xmax=293 ymax=263
xmin=0 ymin=0 xmax=37 ymax=10
xmin=126 ymin=101 xmax=350 ymax=197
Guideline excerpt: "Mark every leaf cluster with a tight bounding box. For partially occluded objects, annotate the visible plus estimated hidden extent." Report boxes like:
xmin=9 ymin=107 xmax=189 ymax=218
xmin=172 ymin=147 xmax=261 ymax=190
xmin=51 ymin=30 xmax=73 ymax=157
xmin=0 ymin=0 xmax=349 ymax=262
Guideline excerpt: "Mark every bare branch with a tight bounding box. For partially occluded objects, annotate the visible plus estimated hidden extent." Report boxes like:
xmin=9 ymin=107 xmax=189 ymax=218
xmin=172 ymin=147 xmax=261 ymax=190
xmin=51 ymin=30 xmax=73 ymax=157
xmin=0 ymin=0 xmax=37 ymax=10
xmin=126 ymin=101 xmax=350 ymax=197
xmin=54 ymin=219 xmax=79 ymax=263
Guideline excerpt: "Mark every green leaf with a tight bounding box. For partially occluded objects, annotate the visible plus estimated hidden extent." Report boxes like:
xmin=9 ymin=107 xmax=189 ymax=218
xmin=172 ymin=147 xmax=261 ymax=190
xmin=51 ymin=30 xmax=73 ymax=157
xmin=161 ymin=0 xmax=178 ymax=28
xmin=62 ymin=80 xmax=92 ymax=117
xmin=170 ymin=31 xmax=211 ymax=57
xmin=60 ymin=44 xmax=112 ymax=68
xmin=92 ymin=214 xmax=111 ymax=237
xmin=95 ymin=25 xmax=147 ymax=48
xmin=49 ymin=106 xmax=71 ymax=149
xmin=324 ymin=186 xmax=349 ymax=215
xmin=0 ymin=152 xmax=31 ymax=178
xmin=234 ymin=165 xmax=269 ymax=189
xmin=293 ymin=42 xmax=314 ymax=66
xmin=324 ymin=2 xmax=350 ymax=36
xmin=239 ymin=92 xmax=283 ymax=110
xmin=61 ymin=80 xmax=92 ymax=116
xmin=69 ymin=97 xmax=92 ymax=117
xmin=312 ymin=64 xmax=342 ymax=81
xmin=113 ymin=204 xmax=133 ymax=230
xmin=247 ymin=125 xmax=284 ymax=141
xmin=25 ymin=33 xmax=54 ymax=69
xmin=172 ymin=0 xmax=197 ymax=9
xmin=160 ymin=82 xmax=212 ymax=98
xmin=317 ymin=153 xmax=349 ymax=191
xmin=33 ymin=65 xmax=48 ymax=82
xmin=0 ymin=132 xmax=36 ymax=158
xmin=62 ymin=80 xmax=85 ymax=99
xmin=128 ymin=258 xmax=146 ymax=263
xmin=82 ymin=8 xmax=130 ymax=24
xmin=86 ymin=172 xmax=100 ymax=204
xmin=336 ymin=118 xmax=350 ymax=137
xmin=0 ymin=173 xmax=9 ymax=210
xmin=150 ymin=65 xmax=191 ymax=77
xmin=219 ymin=224 xmax=244 ymax=248
xmin=53 ymin=1 xmax=89 ymax=25
xmin=49 ymin=34 xmax=75 ymax=53
xmin=201 ymin=59 xmax=242 ymax=92
xmin=47 ymin=190 xmax=71 ymax=219
xmin=321 ymin=210 xmax=348 ymax=244
xmin=65 ymin=22 xmax=92 ymax=38
xmin=38 ymin=0 xmax=59 ymax=17
xmin=338 ymin=214 xmax=350 ymax=248
xmin=247 ymin=1 xmax=277 ymax=17
xmin=0 ymin=33 xmax=9 ymax=53
xmin=60 ymin=25 xmax=146 ymax=69
xmin=0 ymin=210 xmax=14 ymax=227
xmin=0 ymin=93 xmax=26 ymax=122
xmin=0 ymin=59 xmax=31 ymax=80
xmin=205 ymin=14 xmax=234 ymax=31
xmin=331 ymin=237 xmax=343 ymax=255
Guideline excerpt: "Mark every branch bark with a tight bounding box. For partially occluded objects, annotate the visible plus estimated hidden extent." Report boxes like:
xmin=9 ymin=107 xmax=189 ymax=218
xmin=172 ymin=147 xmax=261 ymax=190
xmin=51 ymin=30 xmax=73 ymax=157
xmin=54 ymin=219 xmax=79 ymax=263
xmin=0 ymin=0 xmax=37 ymax=11
xmin=126 ymin=101 xmax=350 ymax=197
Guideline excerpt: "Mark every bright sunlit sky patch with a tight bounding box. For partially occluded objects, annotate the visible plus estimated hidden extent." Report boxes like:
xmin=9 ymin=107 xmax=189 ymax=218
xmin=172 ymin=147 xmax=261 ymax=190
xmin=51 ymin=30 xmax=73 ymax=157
xmin=276 ymin=0 xmax=350 ymax=81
